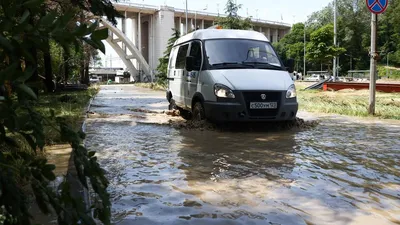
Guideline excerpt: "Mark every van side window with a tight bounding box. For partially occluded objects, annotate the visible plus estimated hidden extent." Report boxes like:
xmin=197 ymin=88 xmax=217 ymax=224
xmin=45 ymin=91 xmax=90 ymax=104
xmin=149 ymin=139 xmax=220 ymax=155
xmin=175 ymin=44 xmax=189 ymax=69
xmin=168 ymin=47 xmax=178 ymax=69
xmin=189 ymin=41 xmax=202 ymax=69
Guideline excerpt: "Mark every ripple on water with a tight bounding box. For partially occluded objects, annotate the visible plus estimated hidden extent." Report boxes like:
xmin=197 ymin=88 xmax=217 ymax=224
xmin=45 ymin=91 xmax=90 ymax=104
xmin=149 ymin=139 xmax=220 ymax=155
xmin=86 ymin=113 xmax=400 ymax=225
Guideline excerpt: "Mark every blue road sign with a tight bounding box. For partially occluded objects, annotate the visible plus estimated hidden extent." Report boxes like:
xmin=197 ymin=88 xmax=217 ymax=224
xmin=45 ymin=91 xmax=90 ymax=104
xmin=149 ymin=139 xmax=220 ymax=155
xmin=366 ymin=0 xmax=388 ymax=14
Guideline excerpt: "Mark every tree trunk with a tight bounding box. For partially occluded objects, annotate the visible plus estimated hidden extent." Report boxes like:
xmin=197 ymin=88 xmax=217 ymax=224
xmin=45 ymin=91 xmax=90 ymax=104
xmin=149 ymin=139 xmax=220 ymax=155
xmin=43 ymin=40 xmax=55 ymax=92
xmin=63 ymin=50 xmax=70 ymax=84
xmin=80 ymin=57 xmax=85 ymax=84
xmin=26 ymin=46 xmax=39 ymax=97
xmin=83 ymin=62 xmax=89 ymax=85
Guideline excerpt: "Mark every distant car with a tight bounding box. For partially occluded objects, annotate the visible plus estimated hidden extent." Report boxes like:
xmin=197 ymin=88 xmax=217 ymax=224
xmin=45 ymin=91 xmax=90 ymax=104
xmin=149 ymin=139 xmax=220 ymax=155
xmin=90 ymin=76 xmax=100 ymax=83
xmin=305 ymin=74 xmax=324 ymax=82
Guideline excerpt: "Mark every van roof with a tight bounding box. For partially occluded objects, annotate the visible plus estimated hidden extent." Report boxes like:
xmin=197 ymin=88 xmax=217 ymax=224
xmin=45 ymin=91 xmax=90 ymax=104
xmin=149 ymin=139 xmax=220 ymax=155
xmin=173 ymin=29 xmax=270 ymax=46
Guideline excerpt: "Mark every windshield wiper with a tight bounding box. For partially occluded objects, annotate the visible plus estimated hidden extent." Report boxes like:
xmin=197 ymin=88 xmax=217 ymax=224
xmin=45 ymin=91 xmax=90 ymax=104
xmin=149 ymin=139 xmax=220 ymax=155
xmin=211 ymin=62 xmax=255 ymax=68
xmin=242 ymin=61 xmax=283 ymax=70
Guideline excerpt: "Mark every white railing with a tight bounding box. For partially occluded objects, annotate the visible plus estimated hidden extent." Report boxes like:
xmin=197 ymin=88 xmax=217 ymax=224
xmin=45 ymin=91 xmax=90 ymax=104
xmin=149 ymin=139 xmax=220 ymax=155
xmin=112 ymin=0 xmax=291 ymax=27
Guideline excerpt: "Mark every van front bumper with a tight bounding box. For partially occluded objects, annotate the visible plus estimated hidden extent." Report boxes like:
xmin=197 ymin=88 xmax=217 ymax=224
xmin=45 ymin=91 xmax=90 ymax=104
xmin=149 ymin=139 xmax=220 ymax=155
xmin=203 ymin=91 xmax=298 ymax=122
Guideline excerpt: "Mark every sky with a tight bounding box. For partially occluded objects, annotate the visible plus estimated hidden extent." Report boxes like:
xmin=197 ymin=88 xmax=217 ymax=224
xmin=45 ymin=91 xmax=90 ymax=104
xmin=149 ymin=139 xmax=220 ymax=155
xmin=98 ymin=0 xmax=333 ymax=68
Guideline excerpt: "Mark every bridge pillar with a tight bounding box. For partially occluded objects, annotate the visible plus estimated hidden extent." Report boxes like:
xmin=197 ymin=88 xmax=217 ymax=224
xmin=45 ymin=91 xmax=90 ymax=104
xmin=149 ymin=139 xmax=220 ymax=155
xmin=201 ymin=20 xmax=204 ymax=29
xmin=273 ymin=29 xmax=278 ymax=43
xmin=179 ymin=17 xmax=182 ymax=34
xmin=138 ymin=12 xmax=142 ymax=54
xmin=266 ymin=28 xmax=271 ymax=42
xmin=154 ymin=6 xmax=175 ymax=70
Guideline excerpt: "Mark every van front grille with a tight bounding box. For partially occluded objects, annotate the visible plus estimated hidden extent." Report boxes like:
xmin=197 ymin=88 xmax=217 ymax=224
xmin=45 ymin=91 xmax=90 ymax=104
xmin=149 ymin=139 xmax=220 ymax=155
xmin=242 ymin=91 xmax=281 ymax=117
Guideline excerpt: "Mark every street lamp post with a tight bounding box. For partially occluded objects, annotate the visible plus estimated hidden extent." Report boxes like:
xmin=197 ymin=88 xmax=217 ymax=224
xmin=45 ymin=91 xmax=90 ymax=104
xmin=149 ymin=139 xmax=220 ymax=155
xmin=303 ymin=22 xmax=306 ymax=78
xmin=185 ymin=0 xmax=188 ymax=34
xmin=333 ymin=0 xmax=337 ymax=81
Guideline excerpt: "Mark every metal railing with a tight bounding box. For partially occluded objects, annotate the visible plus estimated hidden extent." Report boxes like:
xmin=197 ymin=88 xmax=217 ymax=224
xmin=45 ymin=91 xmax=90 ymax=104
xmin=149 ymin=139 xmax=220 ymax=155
xmin=112 ymin=0 xmax=291 ymax=27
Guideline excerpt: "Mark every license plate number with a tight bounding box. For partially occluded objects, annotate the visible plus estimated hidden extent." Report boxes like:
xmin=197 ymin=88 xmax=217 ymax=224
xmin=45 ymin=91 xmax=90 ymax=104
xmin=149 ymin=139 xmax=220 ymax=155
xmin=250 ymin=102 xmax=277 ymax=109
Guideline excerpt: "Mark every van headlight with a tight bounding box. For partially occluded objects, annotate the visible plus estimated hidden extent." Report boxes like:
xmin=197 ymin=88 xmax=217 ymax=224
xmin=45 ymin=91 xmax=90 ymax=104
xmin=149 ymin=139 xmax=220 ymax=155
xmin=214 ymin=84 xmax=235 ymax=98
xmin=286 ymin=84 xmax=297 ymax=98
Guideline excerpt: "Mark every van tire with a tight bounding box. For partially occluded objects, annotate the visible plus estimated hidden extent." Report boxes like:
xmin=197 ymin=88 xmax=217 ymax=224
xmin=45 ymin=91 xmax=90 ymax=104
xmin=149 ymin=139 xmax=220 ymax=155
xmin=168 ymin=99 xmax=177 ymax=110
xmin=192 ymin=102 xmax=205 ymax=121
xmin=178 ymin=108 xmax=192 ymax=120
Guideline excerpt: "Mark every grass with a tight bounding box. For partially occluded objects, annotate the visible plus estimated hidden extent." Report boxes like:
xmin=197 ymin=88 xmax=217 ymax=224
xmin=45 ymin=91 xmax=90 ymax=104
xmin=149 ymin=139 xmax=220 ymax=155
xmin=134 ymin=82 xmax=167 ymax=91
xmin=295 ymin=81 xmax=400 ymax=120
xmin=35 ymin=85 xmax=99 ymax=144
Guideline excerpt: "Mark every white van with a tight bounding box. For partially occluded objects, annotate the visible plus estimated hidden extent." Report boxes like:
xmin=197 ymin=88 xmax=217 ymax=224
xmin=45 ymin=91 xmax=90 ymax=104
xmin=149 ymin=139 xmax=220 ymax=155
xmin=166 ymin=29 xmax=298 ymax=122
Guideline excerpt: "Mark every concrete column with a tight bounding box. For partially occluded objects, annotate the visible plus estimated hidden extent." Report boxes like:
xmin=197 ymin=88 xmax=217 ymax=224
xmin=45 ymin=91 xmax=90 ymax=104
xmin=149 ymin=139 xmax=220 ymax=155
xmin=154 ymin=6 xmax=175 ymax=70
xmin=132 ymin=18 xmax=137 ymax=46
xmin=138 ymin=12 xmax=142 ymax=54
xmin=202 ymin=19 xmax=204 ymax=29
xmin=174 ymin=18 xmax=179 ymax=32
xmin=179 ymin=17 xmax=182 ymax=35
xmin=259 ymin=27 xmax=262 ymax=33
xmin=273 ymin=29 xmax=278 ymax=43
xmin=266 ymin=28 xmax=271 ymax=41
xmin=149 ymin=15 xmax=153 ymax=71
xmin=191 ymin=18 xmax=193 ymax=31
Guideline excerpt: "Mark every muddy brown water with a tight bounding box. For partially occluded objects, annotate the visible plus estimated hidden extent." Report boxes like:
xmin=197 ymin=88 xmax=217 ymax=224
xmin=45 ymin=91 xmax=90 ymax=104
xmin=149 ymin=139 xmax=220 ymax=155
xmin=84 ymin=85 xmax=400 ymax=225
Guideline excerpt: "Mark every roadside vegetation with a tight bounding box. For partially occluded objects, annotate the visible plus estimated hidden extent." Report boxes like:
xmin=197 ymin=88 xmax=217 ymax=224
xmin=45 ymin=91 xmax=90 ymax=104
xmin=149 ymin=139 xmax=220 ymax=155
xmin=296 ymin=82 xmax=400 ymax=120
xmin=0 ymin=0 xmax=120 ymax=224
xmin=274 ymin=0 xmax=400 ymax=77
xmin=36 ymin=87 xmax=99 ymax=145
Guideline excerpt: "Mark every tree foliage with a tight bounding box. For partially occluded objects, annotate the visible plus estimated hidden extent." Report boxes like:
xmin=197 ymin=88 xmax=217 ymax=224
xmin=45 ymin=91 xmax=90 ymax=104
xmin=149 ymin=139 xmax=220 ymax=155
xmin=217 ymin=0 xmax=252 ymax=30
xmin=306 ymin=24 xmax=346 ymax=67
xmin=275 ymin=0 xmax=400 ymax=75
xmin=0 ymin=0 xmax=119 ymax=224
xmin=155 ymin=28 xmax=180 ymax=83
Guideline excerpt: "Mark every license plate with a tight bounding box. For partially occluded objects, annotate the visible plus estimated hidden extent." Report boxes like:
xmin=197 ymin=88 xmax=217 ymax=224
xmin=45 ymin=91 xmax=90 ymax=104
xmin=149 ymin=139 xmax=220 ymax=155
xmin=250 ymin=102 xmax=278 ymax=109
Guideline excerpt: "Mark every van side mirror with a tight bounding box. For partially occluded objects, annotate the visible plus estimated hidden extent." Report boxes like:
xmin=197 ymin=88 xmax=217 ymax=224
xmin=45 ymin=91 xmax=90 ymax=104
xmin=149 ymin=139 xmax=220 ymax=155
xmin=185 ymin=56 xmax=195 ymax=71
xmin=284 ymin=59 xmax=295 ymax=73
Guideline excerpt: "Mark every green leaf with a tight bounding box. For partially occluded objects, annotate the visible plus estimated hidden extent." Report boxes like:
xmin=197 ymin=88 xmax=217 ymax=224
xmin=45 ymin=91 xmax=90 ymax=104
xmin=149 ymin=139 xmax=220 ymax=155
xmin=42 ymin=169 xmax=56 ymax=181
xmin=19 ymin=10 xmax=30 ymax=24
xmin=50 ymin=109 xmax=55 ymax=118
xmin=74 ymin=23 xmax=90 ymax=36
xmin=91 ymin=39 xmax=106 ymax=54
xmin=78 ymin=211 xmax=96 ymax=225
xmin=16 ymin=66 xmax=35 ymax=82
xmin=88 ymin=21 xmax=99 ymax=32
xmin=0 ymin=35 xmax=13 ymax=52
xmin=39 ymin=12 xmax=57 ymax=28
xmin=44 ymin=164 xmax=56 ymax=171
xmin=23 ymin=0 xmax=45 ymax=9
xmin=88 ymin=151 xmax=96 ymax=157
xmin=32 ymin=184 xmax=50 ymax=215
xmin=0 ymin=125 xmax=6 ymax=140
xmin=90 ymin=28 xmax=108 ymax=40
xmin=0 ymin=63 xmax=18 ymax=83
xmin=17 ymin=84 xmax=37 ymax=100
xmin=21 ymin=133 xmax=37 ymax=152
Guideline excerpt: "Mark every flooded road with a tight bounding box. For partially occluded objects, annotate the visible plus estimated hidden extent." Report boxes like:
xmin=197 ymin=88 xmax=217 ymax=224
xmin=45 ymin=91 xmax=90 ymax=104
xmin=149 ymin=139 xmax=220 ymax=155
xmin=85 ymin=84 xmax=400 ymax=225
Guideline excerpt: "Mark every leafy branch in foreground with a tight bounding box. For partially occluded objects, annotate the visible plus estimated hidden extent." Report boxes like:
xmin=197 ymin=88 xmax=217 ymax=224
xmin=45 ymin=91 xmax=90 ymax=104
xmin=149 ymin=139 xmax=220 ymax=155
xmin=0 ymin=0 xmax=118 ymax=224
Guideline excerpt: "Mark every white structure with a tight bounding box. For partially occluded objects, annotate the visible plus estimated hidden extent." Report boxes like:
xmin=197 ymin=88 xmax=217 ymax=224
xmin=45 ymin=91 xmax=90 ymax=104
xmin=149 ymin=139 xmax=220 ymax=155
xmin=99 ymin=0 xmax=292 ymax=82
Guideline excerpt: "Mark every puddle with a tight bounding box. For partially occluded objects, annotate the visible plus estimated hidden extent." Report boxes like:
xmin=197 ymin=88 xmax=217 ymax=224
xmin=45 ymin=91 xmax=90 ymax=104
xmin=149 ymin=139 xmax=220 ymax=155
xmin=85 ymin=85 xmax=400 ymax=225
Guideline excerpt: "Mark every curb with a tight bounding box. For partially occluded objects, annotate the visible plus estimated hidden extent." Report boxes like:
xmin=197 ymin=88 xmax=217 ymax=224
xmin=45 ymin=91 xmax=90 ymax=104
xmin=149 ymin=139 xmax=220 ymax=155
xmin=65 ymin=89 xmax=97 ymax=222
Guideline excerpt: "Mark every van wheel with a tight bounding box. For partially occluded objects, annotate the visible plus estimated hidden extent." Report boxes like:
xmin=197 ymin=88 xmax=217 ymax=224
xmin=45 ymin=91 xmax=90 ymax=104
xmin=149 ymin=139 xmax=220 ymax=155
xmin=192 ymin=102 xmax=205 ymax=121
xmin=168 ymin=99 xmax=177 ymax=110
xmin=178 ymin=107 xmax=192 ymax=120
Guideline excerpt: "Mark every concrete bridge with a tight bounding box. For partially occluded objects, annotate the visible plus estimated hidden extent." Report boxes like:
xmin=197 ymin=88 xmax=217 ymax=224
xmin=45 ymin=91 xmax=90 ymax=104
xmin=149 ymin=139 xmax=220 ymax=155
xmin=98 ymin=0 xmax=292 ymax=82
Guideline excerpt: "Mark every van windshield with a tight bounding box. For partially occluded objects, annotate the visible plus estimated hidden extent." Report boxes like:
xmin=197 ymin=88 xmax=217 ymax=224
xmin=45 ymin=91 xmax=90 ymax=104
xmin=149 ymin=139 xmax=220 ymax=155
xmin=204 ymin=39 xmax=283 ymax=70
